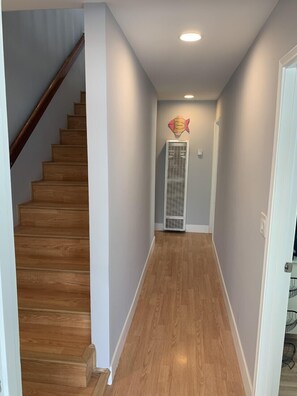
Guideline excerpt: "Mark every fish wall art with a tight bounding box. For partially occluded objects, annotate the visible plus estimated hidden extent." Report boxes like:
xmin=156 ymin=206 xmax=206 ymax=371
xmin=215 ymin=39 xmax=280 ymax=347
xmin=168 ymin=116 xmax=190 ymax=138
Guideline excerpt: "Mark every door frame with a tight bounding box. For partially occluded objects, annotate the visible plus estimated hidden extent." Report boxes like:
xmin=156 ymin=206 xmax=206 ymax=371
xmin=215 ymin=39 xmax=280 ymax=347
xmin=254 ymin=45 xmax=297 ymax=395
xmin=0 ymin=7 xmax=22 ymax=396
xmin=209 ymin=120 xmax=220 ymax=233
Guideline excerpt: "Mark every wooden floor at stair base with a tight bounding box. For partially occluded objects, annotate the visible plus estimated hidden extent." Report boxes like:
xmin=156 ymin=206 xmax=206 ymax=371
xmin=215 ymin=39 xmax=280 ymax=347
xmin=280 ymin=335 xmax=297 ymax=395
xmin=105 ymin=232 xmax=245 ymax=396
xmin=22 ymin=371 xmax=109 ymax=396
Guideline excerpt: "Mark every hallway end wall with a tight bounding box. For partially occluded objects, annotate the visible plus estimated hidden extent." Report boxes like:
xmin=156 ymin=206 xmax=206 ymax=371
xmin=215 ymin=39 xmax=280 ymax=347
xmin=155 ymin=101 xmax=216 ymax=230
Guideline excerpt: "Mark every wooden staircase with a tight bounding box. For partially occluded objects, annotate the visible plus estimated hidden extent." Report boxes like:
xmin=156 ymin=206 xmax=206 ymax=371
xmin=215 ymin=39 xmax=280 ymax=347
xmin=14 ymin=92 xmax=109 ymax=395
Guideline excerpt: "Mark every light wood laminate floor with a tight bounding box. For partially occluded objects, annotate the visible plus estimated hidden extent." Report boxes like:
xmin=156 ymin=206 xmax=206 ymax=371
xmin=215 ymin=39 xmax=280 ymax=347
xmin=105 ymin=232 xmax=245 ymax=396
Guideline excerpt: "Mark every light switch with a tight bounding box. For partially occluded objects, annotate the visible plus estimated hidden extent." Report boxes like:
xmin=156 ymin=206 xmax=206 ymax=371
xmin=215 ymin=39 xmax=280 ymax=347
xmin=260 ymin=212 xmax=267 ymax=238
xmin=197 ymin=149 xmax=203 ymax=158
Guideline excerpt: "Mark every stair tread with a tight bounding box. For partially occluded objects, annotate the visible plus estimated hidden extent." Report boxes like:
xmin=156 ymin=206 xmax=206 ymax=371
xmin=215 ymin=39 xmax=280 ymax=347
xmin=60 ymin=128 xmax=86 ymax=132
xmin=18 ymin=288 xmax=90 ymax=313
xmin=52 ymin=144 xmax=87 ymax=148
xmin=68 ymin=115 xmax=86 ymax=117
xmin=16 ymin=257 xmax=89 ymax=272
xmin=22 ymin=371 xmax=109 ymax=396
xmin=19 ymin=201 xmax=88 ymax=211
xmin=21 ymin=343 xmax=93 ymax=363
xmin=43 ymin=161 xmax=87 ymax=166
xmin=32 ymin=180 xmax=88 ymax=186
xmin=15 ymin=225 xmax=89 ymax=239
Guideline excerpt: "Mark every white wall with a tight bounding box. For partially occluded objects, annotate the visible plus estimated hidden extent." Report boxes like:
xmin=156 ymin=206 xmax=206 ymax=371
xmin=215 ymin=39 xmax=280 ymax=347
xmin=84 ymin=3 xmax=157 ymax=373
xmin=3 ymin=9 xmax=85 ymax=223
xmin=214 ymin=0 xmax=297 ymax=386
xmin=155 ymin=101 xmax=216 ymax=230
xmin=0 ymin=7 xmax=22 ymax=395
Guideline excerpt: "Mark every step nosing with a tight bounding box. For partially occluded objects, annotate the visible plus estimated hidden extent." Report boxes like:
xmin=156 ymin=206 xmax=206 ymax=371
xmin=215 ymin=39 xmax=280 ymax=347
xmin=15 ymin=233 xmax=89 ymax=239
xmin=19 ymin=204 xmax=89 ymax=211
xmin=21 ymin=354 xmax=88 ymax=365
xmin=43 ymin=161 xmax=87 ymax=165
xmin=52 ymin=144 xmax=87 ymax=148
xmin=18 ymin=307 xmax=90 ymax=315
xmin=17 ymin=266 xmax=90 ymax=274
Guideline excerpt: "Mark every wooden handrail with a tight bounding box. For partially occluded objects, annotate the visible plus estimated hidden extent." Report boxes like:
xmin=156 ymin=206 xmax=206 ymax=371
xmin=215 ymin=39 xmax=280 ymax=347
xmin=10 ymin=34 xmax=85 ymax=167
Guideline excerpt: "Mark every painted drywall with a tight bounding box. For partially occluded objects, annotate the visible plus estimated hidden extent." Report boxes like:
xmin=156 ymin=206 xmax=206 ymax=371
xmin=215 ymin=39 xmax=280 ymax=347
xmin=155 ymin=101 xmax=216 ymax=229
xmin=3 ymin=9 xmax=85 ymax=223
xmin=84 ymin=3 xmax=157 ymax=370
xmin=84 ymin=2 xmax=110 ymax=368
xmin=106 ymin=6 xmax=157 ymax=359
xmin=214 ymin=0 xmax=297 ymax=385
xmin=0 ymin=7 xmax=22 ymax=395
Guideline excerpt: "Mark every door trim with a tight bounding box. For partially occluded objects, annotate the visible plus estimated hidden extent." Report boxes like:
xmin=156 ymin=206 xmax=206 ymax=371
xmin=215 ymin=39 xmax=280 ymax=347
xmin=254 ymin=45 xmax=297 ymax=395
xmin=0 ymin=7 xmax=22 ymax=396
xmin=209 ymin=120 xmax=220 ymax=234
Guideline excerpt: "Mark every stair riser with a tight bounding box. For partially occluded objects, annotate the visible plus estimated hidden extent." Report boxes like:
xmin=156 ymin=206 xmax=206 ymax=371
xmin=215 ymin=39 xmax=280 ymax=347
xmin=74 ymin=103 xmax=86 ymax=116
xmin=19 ymin=310 xmax=90 ymax=329
xmin=52 ymin=146 xmax=87 ymax=163
xmin=20 ymin=325 xmax=90 ymax=347
xmin=80 ymin=92 xmax=86 ymax=103
xmin=15 ymin=236 xmax=89 ymax=260
xmin=21 ymin=359 xmax=91 ymax=387
xmin=19 ymin=208 xmax=89 ymax=229
xmin=32 ymin=184 xmax=88 ymax=204
xmin=43 ymin=163 xmax=88 ymax=181
xmin=17 ymin=269 xmax=90 ymax=294
xmin=68 ymin=115 xmax=86 ymax=129
xmin=60 ymin=130 xmax=87 ymax=145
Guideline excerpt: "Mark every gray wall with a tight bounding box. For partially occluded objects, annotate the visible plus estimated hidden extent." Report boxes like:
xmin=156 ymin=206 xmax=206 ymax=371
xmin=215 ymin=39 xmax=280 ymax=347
xmin=155 ymin=101 xmax=216 ymax=227
xmin=3 ymin=9 xmax=85 ymax=223
xmin=106 ymin=8 xmax=157 ymax=358
xmin=84 ymin=3 xmax=157 ymax=370
xmin=214 ymin=0 xmax=297 ymax=383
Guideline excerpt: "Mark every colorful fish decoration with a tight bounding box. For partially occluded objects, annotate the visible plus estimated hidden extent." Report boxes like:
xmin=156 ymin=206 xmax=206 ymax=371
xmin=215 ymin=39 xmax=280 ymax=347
xmin=168 ymin=116 xmax=190 ymax=138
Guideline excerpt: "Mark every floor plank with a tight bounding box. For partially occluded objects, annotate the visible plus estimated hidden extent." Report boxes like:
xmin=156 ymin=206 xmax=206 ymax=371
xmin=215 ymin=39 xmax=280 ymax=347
xmin=105 ymin=232 xmax=245 ymax=395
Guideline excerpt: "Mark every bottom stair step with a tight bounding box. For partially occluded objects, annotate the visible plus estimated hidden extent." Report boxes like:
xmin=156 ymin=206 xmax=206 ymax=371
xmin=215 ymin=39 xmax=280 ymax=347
xmin=22 ymin=370 xmax=110 ymax=396
xmin=21 ymin=344 xmax=95 ymax=387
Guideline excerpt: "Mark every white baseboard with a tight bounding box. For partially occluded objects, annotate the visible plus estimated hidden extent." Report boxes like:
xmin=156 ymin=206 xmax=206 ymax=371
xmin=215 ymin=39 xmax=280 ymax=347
xmin=212 ymin=239 xmax=253 ymax=396
xmin=108 ymin=236 xmax=156 ymax=384
xmin=155 ymin=223 xmax=163 ymax=231
xmin=186 ymin=224 xmax=210 ymax=233
xmin=154 ymin=223 xmax=210 ymax=233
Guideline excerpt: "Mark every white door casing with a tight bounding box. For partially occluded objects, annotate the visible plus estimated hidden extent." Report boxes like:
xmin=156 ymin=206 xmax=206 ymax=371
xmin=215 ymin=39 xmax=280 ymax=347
xmin=209 ymin=120 xmax=220 ymax=234
xmin=254 ymin=46 xmax=297 ymax=395
xmin=0 ymin=4 xmax=22 ymax=395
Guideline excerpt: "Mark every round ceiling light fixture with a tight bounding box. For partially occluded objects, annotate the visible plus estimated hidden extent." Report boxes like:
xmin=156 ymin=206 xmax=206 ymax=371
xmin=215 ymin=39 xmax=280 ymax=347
xmin=184 ymin=94 xmax=194 ymax=99
xmin=179 ymin=32 xmax=202 ymax=42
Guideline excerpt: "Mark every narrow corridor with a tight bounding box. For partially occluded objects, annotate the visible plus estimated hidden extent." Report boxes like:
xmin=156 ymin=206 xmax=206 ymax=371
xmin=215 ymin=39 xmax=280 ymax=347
xmin=105 ymin=232 xmax=245 ymax=395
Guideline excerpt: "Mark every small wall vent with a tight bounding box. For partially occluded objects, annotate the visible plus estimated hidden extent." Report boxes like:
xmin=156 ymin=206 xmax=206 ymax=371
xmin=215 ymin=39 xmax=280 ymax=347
xmin=163 ymin=140 xmax=189 ymax=231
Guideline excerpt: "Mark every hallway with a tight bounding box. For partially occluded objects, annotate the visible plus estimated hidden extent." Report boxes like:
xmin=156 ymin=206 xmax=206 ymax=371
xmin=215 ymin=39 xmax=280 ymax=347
xmin=105 ymin=232 xmax=245 ymax=395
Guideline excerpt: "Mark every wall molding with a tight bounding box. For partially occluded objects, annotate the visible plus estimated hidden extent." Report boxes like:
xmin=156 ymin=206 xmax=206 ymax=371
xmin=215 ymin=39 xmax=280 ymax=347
xmin=155 ymin=223 xmax=210 ymax=233
xmin=109 ymin=236 xmax=156 ymax=384
xmin=212 ymin=238 xmax=253 ymax=396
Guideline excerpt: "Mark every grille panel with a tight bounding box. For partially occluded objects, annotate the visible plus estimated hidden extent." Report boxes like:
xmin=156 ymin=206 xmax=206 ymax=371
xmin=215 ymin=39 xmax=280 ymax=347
xmin=164 ymin=141 xmax=189 ymax=231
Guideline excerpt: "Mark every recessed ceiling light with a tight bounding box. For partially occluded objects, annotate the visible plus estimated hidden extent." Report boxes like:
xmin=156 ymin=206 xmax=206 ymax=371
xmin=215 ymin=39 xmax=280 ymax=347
xmin=184 ymin=94 xmax=194 ymax=99
xmin=180 ymin=32 xmax=202 ymax=42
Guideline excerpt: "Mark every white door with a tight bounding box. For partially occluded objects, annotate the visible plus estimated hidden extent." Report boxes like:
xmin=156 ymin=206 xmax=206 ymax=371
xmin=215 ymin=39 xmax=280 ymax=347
xmin=254 ymin=47 xmax=297 ymax=395
xmin=0 ymin=6 xmax=22 ymax=396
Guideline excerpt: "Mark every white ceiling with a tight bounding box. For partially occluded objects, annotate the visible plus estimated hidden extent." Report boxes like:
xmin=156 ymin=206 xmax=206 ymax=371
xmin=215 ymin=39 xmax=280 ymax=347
xmin=2 ymin=0 xmax=279 ymax=100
